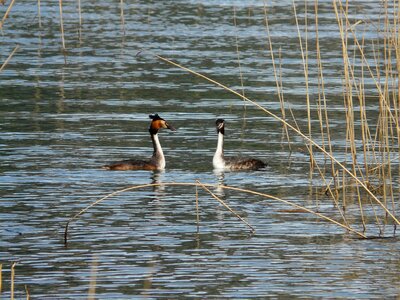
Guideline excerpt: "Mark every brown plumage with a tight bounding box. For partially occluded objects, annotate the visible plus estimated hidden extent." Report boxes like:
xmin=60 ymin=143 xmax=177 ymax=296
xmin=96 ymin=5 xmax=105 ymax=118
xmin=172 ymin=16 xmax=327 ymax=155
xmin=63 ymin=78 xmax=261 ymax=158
xmin=103 ymin=114 xmax=175 ymax=171
xmin=103 ymin=160 xmax=159 ymax=171
xmin=223 ymin=157 xmax=267 ymax=171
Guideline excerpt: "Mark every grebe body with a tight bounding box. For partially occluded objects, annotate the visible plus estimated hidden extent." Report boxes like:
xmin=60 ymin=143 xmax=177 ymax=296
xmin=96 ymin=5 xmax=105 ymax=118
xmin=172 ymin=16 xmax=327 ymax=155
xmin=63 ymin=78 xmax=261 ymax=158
xmin=103 ymin=114 xmax=175 ymax=171
xmin=213 ymin=119 xmax=267 ymax=171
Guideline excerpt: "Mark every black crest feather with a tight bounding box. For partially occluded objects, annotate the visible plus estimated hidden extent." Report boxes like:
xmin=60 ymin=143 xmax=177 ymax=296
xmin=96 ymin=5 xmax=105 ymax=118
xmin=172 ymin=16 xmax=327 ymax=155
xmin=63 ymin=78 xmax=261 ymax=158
xmin=149 ymin=114 xmax=163 ymax=121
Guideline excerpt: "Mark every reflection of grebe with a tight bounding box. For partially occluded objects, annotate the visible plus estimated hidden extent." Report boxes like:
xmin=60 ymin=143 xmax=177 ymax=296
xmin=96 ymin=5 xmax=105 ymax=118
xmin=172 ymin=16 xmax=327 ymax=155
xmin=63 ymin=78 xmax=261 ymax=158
xmin=213 ymin=119 xmax=267 ymax=171
xmin=103 ymin=114 xmax=175 ymax=171
xmin=151 ymin=170 xmax=166 ymax=194
xmin=213 ymin=168 xmax=226 ymax=197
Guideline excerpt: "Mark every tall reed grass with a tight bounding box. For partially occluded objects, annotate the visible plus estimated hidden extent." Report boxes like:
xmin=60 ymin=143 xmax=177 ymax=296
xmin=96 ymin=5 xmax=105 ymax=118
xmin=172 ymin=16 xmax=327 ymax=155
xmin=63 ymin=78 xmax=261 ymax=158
xmin=264 ymin=0 xmax=400 ymax=236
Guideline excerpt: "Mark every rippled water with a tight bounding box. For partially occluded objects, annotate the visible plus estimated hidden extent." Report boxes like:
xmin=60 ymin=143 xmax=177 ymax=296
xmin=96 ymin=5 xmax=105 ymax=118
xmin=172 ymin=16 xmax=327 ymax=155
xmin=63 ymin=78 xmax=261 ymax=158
xmin=1 ymin=0 xmax=400 ymax=298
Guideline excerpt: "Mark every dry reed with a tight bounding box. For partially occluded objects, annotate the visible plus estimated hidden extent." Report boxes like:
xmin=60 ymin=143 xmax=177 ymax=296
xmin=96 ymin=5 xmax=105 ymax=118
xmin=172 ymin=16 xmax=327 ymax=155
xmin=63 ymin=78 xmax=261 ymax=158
xmin=87 ymin=255 xmax=98 ymax=300
xmin=292 ymin=0 xmax=313 ymax=167
xmin=59 ymin=0 xmax=66 ymax=52
xmin=264 ymin=1 xmax=400 ymax=237
xmin=37 ymin=0 xmax=42 ymax=28
xmin=120 ymin=0 xmax=126 ymax=36
xmin=77 ymin=0 xmax=82 ymax=39
xmin=25 ymin=285 xmax=30 ymax=300
xmin=195 ymin=184 xmax=200 ymax=233
xmin=0 ymin=0 xmax=16 ymax=29
xmin=233 ymin=6 xmax=246 ymax=100
xmin=0 ymin=45 xmax=19 ymax=73
xmin=196 ymin=180 xmax=255 ymax=233
xmin=64 ymin=181 xmax=367 ymax=246
xmin=262 ymin=2 xmax=291 ymax=150
xmin=330 ymin=0 xmax=400 ymax=232
xmin=11 ymin=262 xmax=16 ymax=300
xmin=339 ymin=2 xmax=396 ymax=204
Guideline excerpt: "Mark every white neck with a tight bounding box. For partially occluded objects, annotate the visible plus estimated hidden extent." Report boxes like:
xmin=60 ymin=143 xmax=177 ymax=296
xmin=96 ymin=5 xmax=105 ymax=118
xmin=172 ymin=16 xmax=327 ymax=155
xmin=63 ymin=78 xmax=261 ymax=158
xmin=213 ymin=132 xmax=225 ymax=169
xmin=151 ymin=133 xmax=166 ymax=169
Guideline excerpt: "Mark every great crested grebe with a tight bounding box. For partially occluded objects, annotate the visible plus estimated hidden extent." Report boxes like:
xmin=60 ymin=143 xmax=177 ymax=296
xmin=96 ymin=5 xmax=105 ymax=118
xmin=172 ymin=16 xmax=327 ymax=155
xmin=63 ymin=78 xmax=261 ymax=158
xmin=103 ymin=114 xmax=175 ymax=171
xmin=213 ymin=118 xmax=267 ymax=171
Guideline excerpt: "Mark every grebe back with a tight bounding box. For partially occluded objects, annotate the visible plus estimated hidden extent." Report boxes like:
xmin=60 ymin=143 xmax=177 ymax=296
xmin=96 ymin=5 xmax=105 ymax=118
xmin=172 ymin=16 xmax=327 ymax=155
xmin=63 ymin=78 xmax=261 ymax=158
xmin=213 ymin=118 xmax=267 ymax=171
xmin=103 ymin=114 xmax=175 ymax=171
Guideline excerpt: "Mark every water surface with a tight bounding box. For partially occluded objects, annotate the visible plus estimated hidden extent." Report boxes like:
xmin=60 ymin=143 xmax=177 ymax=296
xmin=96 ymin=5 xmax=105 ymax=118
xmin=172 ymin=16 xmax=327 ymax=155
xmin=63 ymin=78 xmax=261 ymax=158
xmin=1 ymin=0 xmax=400 ymax=298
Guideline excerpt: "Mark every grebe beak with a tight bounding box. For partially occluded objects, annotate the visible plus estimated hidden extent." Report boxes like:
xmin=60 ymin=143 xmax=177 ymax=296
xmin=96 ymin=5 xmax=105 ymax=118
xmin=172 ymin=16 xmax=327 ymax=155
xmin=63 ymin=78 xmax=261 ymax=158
xmin=165 ymin=122 xmax=176 ymax=131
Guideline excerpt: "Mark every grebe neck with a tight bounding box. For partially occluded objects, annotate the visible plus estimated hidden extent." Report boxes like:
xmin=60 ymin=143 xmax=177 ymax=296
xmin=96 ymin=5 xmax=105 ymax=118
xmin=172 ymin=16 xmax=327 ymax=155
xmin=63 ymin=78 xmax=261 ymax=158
xmin=213 ymin=131 xmax=225 ymax=169
xmin=151 ymin=132 xmax=166 ymax=169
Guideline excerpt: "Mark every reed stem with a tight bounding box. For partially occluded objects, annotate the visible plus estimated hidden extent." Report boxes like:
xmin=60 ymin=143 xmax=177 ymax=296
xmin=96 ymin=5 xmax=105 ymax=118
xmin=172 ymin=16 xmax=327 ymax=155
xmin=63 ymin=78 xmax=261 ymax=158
xmin=197 ymin=180 xmax=255 ymax=233
xmin=0 ymin=0 xmax=16 ymax=29
xmin=11 ymin=262 xmax=16 ymax=300
xmin=77 ymin=0 xmax=82 ymax=39
xmin=262 ymin=2 xmax=291 ymax=150
xmin=25 ymin=285 xmax=30 ymax=300
xmin=233 ymin=6 xmax=246 ymax=100
xmin=293 ymin=0 xmax=313 ymax=167
xmin=195 ymin=185 xmax=200 ymax=233
xmin=120 ymin=0 xmax=126 ymax=36
xmin=0 ymin=45 xmax=19 ymax=73
xmin=37 ymin=0 xmax=42 ymax=28
xmin=87 ymin=255 xmax=98 ymax=300
xmin=59 ymin=0 xmax=66 ymax=51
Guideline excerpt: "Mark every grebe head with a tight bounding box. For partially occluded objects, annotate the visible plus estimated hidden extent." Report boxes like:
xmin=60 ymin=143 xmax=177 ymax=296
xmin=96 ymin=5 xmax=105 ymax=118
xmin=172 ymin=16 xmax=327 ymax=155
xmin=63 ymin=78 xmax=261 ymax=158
xmin=216 ymin=118 xmax=225 ymax=134
xmin=149 ymin=114 xmax=176 ymax=134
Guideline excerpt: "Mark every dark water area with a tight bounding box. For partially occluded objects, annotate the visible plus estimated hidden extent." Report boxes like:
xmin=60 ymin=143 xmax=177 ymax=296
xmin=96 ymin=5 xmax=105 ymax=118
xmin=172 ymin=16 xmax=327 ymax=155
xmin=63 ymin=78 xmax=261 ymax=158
xmin=1 ymin=0 xmax=400 ymax=298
